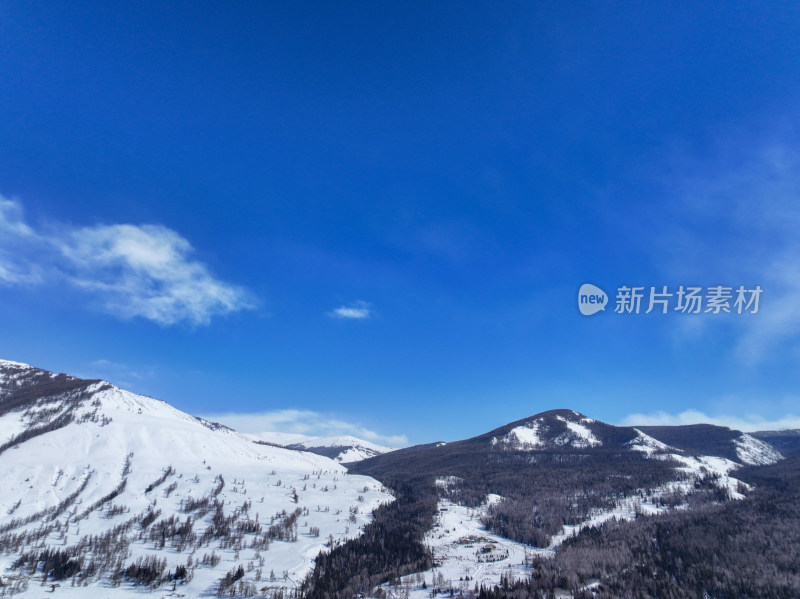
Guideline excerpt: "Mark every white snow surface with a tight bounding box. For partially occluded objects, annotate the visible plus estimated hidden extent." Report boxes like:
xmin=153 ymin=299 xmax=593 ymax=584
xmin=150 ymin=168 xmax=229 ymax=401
xmin=492 ymin=413 xmax=601 ymax=450
xmin=493 ymin=422 xmax=544 ymax=449
xmin=734 ymin=433 xmax=783 ymax=465
xmin=627 ymin=428 xmax=673 ymax=455
xmin=374 ymin=498 xmax=534 ymax=598
xmin=0 ymin=358 xmax=31 ymax=369
xmin=555 ymin=415 xmax=602 ymax=448
xmin=0 ymin=359 xmax=33 ymax=388
xmin=0 ymin=366 xmax=393 ymax=597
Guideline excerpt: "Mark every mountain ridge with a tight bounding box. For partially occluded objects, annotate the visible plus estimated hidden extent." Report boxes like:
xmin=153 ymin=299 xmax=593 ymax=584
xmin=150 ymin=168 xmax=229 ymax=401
xmin=251 ymin=431 xmax=395 ymax=463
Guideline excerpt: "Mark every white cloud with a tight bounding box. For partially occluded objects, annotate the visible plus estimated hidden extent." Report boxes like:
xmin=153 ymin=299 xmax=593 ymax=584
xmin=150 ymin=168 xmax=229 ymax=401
xmin=0 ymin=194 xmax=255 ymax=325
xmin=0 ymin=261 xmax=40 ymax=285
xmin=202 ymin=408 xmax=408 ymax=447
xmin=59 ymin=224 xmax=255 ymax=325
xmin=328 ymin=300 xmax=373 ymax=320
xmin=619 ymin=409 xmax=800 ymax=432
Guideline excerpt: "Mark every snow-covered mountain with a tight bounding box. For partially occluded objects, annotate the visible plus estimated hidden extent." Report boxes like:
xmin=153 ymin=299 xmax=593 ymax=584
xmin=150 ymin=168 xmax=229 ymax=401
xmin=487 ymin=409 xmax=782 ymax=466
xmin=286 ymin=435 xmax=394 ymax=463
xmin=250 ymin=433 xmax=394 ymax=463
xmin=0 ymin=359 xmax=392 ymax=597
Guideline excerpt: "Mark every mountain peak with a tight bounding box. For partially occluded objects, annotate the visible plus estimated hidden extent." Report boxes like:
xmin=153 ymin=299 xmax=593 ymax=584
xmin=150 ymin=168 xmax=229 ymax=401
xmin=528 ymin=408 xmax=592 ymax=421
xmin=0 ymin=358 xmax=33 ymax=369
xmin=490 ymin=409 xmax=601 ymax=450
xmin=286 ymin=435 xmax=395 ymax=463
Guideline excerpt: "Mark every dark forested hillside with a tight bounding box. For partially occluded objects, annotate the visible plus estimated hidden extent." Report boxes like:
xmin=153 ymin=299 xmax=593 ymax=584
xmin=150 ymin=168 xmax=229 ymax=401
xmin=476 ymin=453 xmax=800 ymax=599
xmin=753 ymin=429 xmax=800 ymax=455
xmin=354 ymin=437 xmax=683 ymax=545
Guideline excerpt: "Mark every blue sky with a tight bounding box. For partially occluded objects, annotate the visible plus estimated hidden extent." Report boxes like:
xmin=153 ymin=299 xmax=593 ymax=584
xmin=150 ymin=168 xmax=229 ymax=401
xmin=2 ymin=2 xmax=800 ymax=445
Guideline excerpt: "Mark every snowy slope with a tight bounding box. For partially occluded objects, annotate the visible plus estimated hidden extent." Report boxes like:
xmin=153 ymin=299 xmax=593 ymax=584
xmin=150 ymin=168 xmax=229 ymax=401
xmin=0 ymin=359 xmax=392 ymax=597
xmin=734 ymin=433 xmax=784 ymax=465
xmin=626 ymin=428 xmax=673 ymax=455
xmin=374 ymin=496 xmax=534 ymax=598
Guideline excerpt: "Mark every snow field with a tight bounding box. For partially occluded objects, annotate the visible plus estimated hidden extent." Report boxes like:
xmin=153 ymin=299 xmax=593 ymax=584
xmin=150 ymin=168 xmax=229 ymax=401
xmin=374 ymin=498 xmax=534 ymax=599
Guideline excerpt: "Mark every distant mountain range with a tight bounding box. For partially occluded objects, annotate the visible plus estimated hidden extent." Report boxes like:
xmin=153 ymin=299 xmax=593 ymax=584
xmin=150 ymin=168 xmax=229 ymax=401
xmin=0 ymin=358 xmax=797 ymax=599
xmin=751 ymin=427 xmax=800 ymax=455
xmin=251 ymin=432 xmax=394 ymax=463
xmin=490 ymin=408 xmax=782 ymax=464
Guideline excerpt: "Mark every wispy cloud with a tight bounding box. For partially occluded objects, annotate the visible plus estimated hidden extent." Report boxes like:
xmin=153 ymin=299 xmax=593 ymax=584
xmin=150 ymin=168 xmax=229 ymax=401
xmin=0 ymin=194 xmax=255 ymax=325
xmin=651 ymin=135 xmax=800 ymax=363
xmin=619 ymin=409 xmax=800 ymax=432
xmin=0 ymin=196 xmax=42 ymax=284
xmin=328 ymin=300 xmax=373 ymax=320
xmin=59 ymin=224 xmax=255 ymax=325
xmin=202 ymin=408 xmax=408 ymax=447
xmin=0 ymin=196 xmax=34 ymax=237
